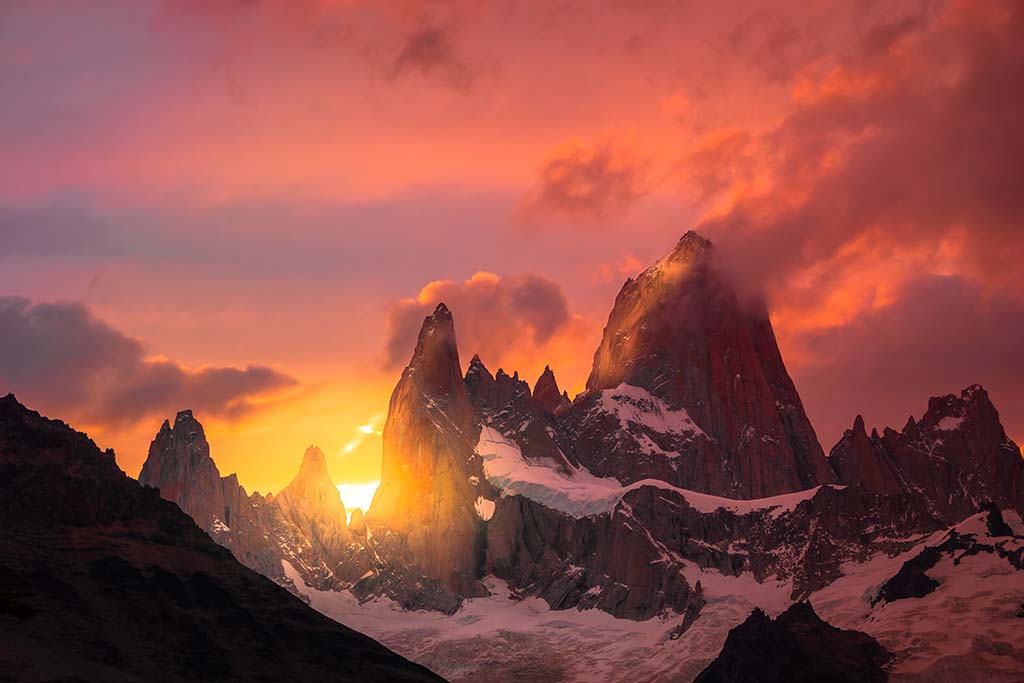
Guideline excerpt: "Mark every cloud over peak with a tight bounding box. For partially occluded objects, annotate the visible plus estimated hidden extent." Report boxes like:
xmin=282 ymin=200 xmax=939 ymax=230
xmin=383 ymin=271 xmax=589 ymax=381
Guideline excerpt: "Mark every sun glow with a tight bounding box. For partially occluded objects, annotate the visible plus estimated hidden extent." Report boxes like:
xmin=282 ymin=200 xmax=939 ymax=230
xmin=336 ymin=481 xmax=380 ymax=523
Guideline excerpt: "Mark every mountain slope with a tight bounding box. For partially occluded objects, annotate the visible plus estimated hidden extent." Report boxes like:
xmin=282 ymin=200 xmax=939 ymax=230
xmin=0 ymin=394 xmax=444 ymax=683
xmin=575 ymin=231 xmax=833 ymax=498
xmin=830 ymin=385 xmax=1024 ymax=522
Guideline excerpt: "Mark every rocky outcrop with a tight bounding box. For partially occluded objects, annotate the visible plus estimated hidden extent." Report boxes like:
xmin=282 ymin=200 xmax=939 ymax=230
xmin=273 ymin=446 xmax=349 ymax=589
xmin=138 ymin=409 xmax=283 ymax=578
xmin=694 ymin=601 xmax=891 ymax=683
xmin=0 ymin=394 xmax=444 ymax=683
xmin=830 ymin=385 xmax=1024 ymax=521
xmin=532 ymin=365 xmax=571 ymax=417
xmin=829 ymin=415 xmax=907 ymax=496
xmin=575 ymin=231 xmax=833 ymax=498
xmin=872 ymin=505 xmax=1023 ymax=607
xmin=368 ymin=304 xmax=487 ymax=592
xmin=465 ymin=357 xmax=576 ymax=474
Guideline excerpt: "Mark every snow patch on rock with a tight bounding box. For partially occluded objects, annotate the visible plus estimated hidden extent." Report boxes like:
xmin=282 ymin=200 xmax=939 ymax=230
xmin=474 ymin=496 xmax=495 ymax=521
xmin=478 ymin=424 xmax=840 ymax=519
xmin=937 ymin=415 xmax=964 ymax=431
xmin=598 ymin=383 xmax=706 ymax=440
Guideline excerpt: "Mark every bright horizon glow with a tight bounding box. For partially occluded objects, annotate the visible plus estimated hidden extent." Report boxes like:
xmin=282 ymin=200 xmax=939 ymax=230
xmin=336 ymin=481 xmax=380 ymax=523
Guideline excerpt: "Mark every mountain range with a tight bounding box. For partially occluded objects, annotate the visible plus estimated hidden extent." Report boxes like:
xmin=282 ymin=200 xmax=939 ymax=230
xmin=4 ymin=231 xmax=1023 ymax=682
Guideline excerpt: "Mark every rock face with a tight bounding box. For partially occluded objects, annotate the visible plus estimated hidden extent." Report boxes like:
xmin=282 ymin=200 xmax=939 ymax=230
xmin=872 ymin=505 xmax=1023 ymax=607
xmin=830 ymin=385 xmax=1024 ymax=521
xmin=131 ymin=231 xmax=1024 ymax=644
xmin=575 ymin=231 xmax=833 ymax=498
xmin=138 ymin=410 xmax=282 ymax=579
xmin=694 ymin=602 xmax=891 ymax=683
xmin=0 ymin=394 xmax=444 ymax=683
xmin=368 ymin=304 xmax=486 ymax=591
xmin=273 ymin=446 xmax=350 ymax=588
xmin=532 ymin=365 xmax=571 ymax=417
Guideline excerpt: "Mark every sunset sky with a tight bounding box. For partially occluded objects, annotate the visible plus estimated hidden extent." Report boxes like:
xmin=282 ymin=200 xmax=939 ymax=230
xmin=3 ymin=0 xmax=1022 ymax=499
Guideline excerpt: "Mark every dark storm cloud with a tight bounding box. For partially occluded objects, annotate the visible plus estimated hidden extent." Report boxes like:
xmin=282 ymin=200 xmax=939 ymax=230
xmin=0 ymin=298 xmax=297 ymax=427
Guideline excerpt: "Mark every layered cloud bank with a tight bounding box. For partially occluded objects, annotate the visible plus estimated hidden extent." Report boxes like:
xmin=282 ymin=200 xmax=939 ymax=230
xmin=1 ymin=0 xmax=1021 ymax=491
xmin=0 ymin=297 xmax=297 ymax=428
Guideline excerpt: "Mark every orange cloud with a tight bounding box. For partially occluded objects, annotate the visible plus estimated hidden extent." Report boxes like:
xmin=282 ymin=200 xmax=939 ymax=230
xmin=520 ymin=142 xmax=654 ymax=222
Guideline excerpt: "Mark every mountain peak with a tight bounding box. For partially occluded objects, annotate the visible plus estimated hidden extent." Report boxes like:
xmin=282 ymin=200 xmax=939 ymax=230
xmin=582 ymin=233 xmax=832 ymax=497
xmin=430 ymin=302 xmax=452 ymax=321
xmin=404 ymin=301 xmax=466 ymax=404
xmin=533 ymin=365 xmax=570 ymax=416
xmin=673 ymin=230 xmax=713 ymax=255
xmin=296 ymin=445 xmax=332 ymax=485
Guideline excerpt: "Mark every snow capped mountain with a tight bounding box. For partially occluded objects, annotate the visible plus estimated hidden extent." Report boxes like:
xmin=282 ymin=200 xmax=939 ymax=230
xmin=578 ymin=231 xmax=833 ymax=498
xmin=134 ymin=232 xmax=1024 ymax=681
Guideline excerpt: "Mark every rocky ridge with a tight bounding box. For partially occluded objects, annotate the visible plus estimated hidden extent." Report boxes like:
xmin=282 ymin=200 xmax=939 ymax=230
xmin=137 ymin=232 xmax=1024 ymax=645
xmin=0 ymin=394 xmax=444 ymax=682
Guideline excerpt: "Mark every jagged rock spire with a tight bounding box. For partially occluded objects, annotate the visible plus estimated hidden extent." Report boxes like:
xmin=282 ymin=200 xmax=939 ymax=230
xmin=580 ymin=231 xmax=834 ymax=498
xmin=533 ymin=365 xmax=571 ymax=416
xmin=831 ymin=384 xmax=1024 ymax=520
xmin=370 ymin=303 xmax=484 ymax=585
xmin=275 ymin=445 xmax=348 ymax=555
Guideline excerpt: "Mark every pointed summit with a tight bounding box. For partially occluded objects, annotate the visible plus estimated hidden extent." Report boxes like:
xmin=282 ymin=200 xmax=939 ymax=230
xmin=533 ymin=365 xmax=571 ymax=416
xmin=580 ymin=232 xmax=833 ymax=498
xmin=405 ymin=301 xmax=466 ymax=404
xmin=139 ymin=409 xmax=220 ymax=505
xmin=275 ymin=445 xmax=348 ymax=548
xmin=370 ymin=304 xmax=482 ymax=585
xmin=293 ymin=446 xmax=333 ymax=487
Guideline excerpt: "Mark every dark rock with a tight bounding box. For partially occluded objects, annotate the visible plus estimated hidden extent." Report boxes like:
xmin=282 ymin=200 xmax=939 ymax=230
xmin=694 ymin=601 xmax=891 ymax=683
xmin=832 ymin=385 xmax=1024 ymax=523
xmin=577 ymin=231 xmax=834 ymax=498
xmin=0 ymin=394 xmax=444 ymax=682
xmin=982 ymin=501 xmax=1015 ymax=537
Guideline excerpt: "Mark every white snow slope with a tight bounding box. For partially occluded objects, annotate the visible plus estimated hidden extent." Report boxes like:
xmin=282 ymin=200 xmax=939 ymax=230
xmin=284 ymin=508 xmax=1024 ymax=682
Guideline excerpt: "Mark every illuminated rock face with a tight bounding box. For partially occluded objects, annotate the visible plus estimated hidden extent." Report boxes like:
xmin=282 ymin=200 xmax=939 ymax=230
xmin=274 ymin=446 xmax=350 ymax=586
xmin=831 ymin=385 xmax=1024 ymax=521
xmin=139 ymin=410 xmax=284 ymax=579
xmin=140 ymin=416 xmax=351 ymax=591
xmin=577 ymin=231 xmax=834 ymax=498
xmin=368 ymin=303 xmax=486 ymax=588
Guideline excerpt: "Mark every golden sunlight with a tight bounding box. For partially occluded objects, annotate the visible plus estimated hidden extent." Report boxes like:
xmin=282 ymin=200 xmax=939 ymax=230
xmin=336 ymin=481 xmax=380 ymax=523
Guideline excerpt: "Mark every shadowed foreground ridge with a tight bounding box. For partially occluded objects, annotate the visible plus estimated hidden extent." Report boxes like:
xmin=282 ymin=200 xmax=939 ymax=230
xmin=0 ymin=394 xmax=445 ymax=683
xmin=695 ymin=601 xmax=891 ymax=683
